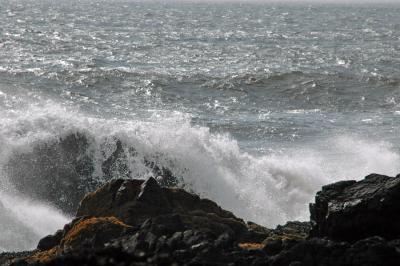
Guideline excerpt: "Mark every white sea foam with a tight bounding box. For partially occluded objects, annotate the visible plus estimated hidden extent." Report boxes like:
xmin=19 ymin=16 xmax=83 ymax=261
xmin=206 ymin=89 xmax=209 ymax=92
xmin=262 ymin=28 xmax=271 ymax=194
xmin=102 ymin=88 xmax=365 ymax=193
xmin=1 ymin=1 xmax=400 ymax=253
xmin=0 ymin=190 xmax=70 ymax=251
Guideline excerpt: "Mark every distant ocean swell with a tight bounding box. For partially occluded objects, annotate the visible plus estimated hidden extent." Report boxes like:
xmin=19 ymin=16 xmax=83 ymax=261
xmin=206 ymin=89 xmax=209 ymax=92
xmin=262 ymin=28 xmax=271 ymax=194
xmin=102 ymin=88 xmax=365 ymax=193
xmin=1 ymin=0 xmax=400 ymax=253
xmin=2 ymin=68 xmax=400 ymax=114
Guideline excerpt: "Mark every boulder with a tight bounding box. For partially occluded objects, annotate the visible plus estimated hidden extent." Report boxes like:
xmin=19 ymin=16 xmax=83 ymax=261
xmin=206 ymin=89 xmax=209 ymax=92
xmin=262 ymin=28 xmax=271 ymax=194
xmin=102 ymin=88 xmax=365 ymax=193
xmin=76 ymin=177 xmax=262 ymax=241
xmin=60 ymin=216 xmax=133 ymax=250
xmin=29 ymin=177 xmax=270 ymax=261
xmin=309 ymin=174 xmax=400 ymax=242
xmin=269 ymin=236 xmax=400 ymax=266
xmin=262 ymin=221 xmax=311 ymax=256
xmin=14 ymin=172 xmax=400 ymax=266
xmin=37 ymin=230 xmax=63 ymax=251
xmin=24 ymin=216 xmax=133 ymax=264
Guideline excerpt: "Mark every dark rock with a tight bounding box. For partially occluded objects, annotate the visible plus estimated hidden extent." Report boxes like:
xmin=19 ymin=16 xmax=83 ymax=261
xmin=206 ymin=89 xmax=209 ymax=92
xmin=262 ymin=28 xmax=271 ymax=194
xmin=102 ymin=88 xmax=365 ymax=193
xmin=270 ymin=236 xmax=400 ymax=266
xmin=37 ymin=230 xmax=63 ymax=251
xmin=19 ymin=246 xmax=149 ymax=266
xmin=15 ymin=172 xmax=400 ymax=266
xmin=269 ymin=238 xmax=348 ymax=266
xmin=262 ymin=221 xmax=310 ymax=256
xmin=24 ymin=177 xmax=273 ymax=265
xmin=137 ymin=177 xmax=171 ymax=210
xmin=167 ymin=231 xmax=184 ymax=250
xmin=0 ymin=251 xmax=36 ymax=266
xmin=310 ymin=173 xmax=400 ymax=241
xmin=263 ymin=239 xmax=283 ymax=256
xmin=345 ymin=236 xmax=400 ymax=266
xmin=214 ymin=233 xmax=234 ymax=249
xmin=60 ymin=216 xmax=133 ymax=250
xmin=273 ymin=221 xmax=311 ymax=237
xmin=76 ymin=177 xmax=253 ymax=241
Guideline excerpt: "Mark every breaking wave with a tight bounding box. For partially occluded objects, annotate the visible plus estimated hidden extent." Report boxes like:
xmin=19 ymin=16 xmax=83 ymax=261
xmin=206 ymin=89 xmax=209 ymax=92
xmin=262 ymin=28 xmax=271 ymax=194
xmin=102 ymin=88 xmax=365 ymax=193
xmin=1 ymin=101 xmax=399 ymax=251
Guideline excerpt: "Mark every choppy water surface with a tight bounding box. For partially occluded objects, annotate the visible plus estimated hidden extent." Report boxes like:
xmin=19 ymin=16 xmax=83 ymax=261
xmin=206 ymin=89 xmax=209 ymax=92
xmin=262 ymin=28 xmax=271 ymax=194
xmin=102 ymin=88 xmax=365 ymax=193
xmin=1 ymin=0 xmax=400 ymax=251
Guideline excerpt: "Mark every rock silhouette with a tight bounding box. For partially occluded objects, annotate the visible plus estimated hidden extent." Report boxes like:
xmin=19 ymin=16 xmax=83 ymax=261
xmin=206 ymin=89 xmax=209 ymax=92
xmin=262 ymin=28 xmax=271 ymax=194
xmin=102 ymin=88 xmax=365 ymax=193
xmin=3 ymin=174 xmax=400 ymax=266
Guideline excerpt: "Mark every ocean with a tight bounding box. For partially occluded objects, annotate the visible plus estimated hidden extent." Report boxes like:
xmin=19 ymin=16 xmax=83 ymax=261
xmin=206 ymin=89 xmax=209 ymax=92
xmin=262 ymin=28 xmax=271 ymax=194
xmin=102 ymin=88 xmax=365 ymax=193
xmin=1 ymin=0 xmax=400 ymax=251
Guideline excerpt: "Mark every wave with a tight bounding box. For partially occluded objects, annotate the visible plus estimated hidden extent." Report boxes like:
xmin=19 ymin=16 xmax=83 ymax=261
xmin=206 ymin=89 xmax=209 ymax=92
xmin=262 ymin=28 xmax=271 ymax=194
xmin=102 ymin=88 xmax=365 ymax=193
xmin=0 ymin=191 xmax=69 ymax=252
xmin=3 ymin=68 xmax=400 ymax=118
xmin=1 ymin=100 xmax=400 ymax=251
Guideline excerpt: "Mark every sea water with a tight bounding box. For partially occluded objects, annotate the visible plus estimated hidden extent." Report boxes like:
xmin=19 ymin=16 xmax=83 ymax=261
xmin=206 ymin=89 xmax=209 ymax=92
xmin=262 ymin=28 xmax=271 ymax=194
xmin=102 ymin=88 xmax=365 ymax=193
xmin=1 ymin=0 xmax=400 ymax=251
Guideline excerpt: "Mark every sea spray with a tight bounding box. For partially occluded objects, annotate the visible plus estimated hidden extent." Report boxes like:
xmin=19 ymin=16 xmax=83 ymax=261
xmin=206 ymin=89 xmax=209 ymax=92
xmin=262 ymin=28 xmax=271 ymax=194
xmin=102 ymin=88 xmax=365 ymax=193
xmin=1 ymin=0 xmax=400 ymax=253
xmin=0 ymin=190 xmax=69 ymax=251
xmin=1 ymin=102 xmax=400 ymax=249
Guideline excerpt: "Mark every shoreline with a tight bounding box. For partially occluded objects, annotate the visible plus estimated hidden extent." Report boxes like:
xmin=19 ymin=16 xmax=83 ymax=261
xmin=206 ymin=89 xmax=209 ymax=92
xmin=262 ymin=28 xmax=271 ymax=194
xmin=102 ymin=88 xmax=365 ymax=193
xmin=2 ymin=173 xmax=400 ymax=265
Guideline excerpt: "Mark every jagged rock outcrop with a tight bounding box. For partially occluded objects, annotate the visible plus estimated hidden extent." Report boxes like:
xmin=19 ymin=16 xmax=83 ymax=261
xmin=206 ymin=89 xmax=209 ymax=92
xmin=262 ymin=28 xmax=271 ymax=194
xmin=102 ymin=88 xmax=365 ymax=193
xmin=269 ymin=236 xmax=400 ymax=266
xmin=10 ymin=177 xmax=272 ymax=265
xmin=262 ymin=221 xmax=310 ymax=256
xmin=75 ymin=177 xmax=261 ymax=242
xmin=309 ymin=173 xmax=400 ymax=242
xmin=5 ymin=173 xmax=400 ymax=266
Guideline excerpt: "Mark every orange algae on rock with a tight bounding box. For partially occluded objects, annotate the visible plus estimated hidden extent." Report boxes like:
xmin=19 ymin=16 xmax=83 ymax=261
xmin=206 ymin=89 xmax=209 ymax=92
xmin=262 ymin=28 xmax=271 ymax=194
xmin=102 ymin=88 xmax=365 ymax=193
xmin=238 ymin=242 xmax=265 ymax=250
xmin=61 ymin=216 xmax=132 ymax=249
xmin=25 ymin=247 xmax=60 ymax=264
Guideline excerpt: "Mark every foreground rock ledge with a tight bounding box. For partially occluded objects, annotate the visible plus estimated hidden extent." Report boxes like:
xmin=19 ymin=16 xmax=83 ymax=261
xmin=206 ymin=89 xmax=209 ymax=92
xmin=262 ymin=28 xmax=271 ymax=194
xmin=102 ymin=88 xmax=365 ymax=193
xmin=3 ymin=174 xmax=400 ymax=266
xmin=310 ymin=173 xmax=400 ymax=242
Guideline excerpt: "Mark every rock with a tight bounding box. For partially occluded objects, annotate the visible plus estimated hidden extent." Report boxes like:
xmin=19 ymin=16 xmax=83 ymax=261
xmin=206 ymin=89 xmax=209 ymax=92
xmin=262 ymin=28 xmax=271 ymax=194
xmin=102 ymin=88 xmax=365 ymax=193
xmin=269 ymin=236 xmax=400 ymax=266
xmin=137 ymin=177 xmax=171 ymax=210
xmin=0 ymin=251 xmax=36 ymax=266
xmin=60 ymin=216 xmax=133 ymax=250
xmin=23 ymin=177 xmax=273 ymax=265
xmin=25 ymin=216 xmax=133 ymax=264
xmin=310 ymin=173 xmax=400 ymax=241
xmin=76 ymin=177 xmax=259 ymax=241
xmin=269 ymin=238 xmax=348 ymax=266
xmin=16 ymin=172 xmax=400 ymax=266
xmin=23 ymin=247 xmax=60 ymax=265
xmin=21 ymin=246 xmax=142 ymax=266
xmin=214 ymin=233 xmax=234 ymax=249
xmin=37 ymin=230 xmax=63 ymax=251
xmin=273 ymin=221 xmax=311 ymax=237
xmin=21 ymin=177 xmax=272 ymax=265
xmin=261 ymin=221 xmax=311 ymax=256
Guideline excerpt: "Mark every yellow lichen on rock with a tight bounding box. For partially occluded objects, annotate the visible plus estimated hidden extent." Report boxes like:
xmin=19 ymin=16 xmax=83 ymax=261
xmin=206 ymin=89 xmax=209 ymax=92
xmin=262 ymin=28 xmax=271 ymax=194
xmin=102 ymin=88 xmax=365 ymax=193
xmin=25 ymin=247 xmax=60 ymax=264
xmin=263 ymin=232 xmax=306 ymax=244
xmin=61 ymin=216 xmax=132 ymax=250
xmin=238 ymin=242 xmax=265 ymax=250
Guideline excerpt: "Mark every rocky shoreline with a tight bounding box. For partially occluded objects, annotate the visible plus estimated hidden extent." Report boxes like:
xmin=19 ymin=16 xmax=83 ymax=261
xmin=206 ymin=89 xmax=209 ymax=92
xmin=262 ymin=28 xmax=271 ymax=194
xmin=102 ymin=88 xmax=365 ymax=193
xmin=2 ymin=173 xmax=400 ymax=265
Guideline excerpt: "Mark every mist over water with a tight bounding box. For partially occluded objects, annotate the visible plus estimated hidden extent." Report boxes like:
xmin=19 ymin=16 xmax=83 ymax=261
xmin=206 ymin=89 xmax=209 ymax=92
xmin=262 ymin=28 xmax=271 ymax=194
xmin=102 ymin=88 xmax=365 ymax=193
xmin=1 ymin=0 xmax=400 ymax=251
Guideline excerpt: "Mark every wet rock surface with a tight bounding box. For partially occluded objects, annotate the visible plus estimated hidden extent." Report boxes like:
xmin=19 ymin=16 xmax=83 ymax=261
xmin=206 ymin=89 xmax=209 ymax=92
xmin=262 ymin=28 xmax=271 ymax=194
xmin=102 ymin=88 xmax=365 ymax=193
xmin=3 ymin=174 xmax=400 ymax=265
xmin=310 ymin=173 xmax=400 ymax=242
